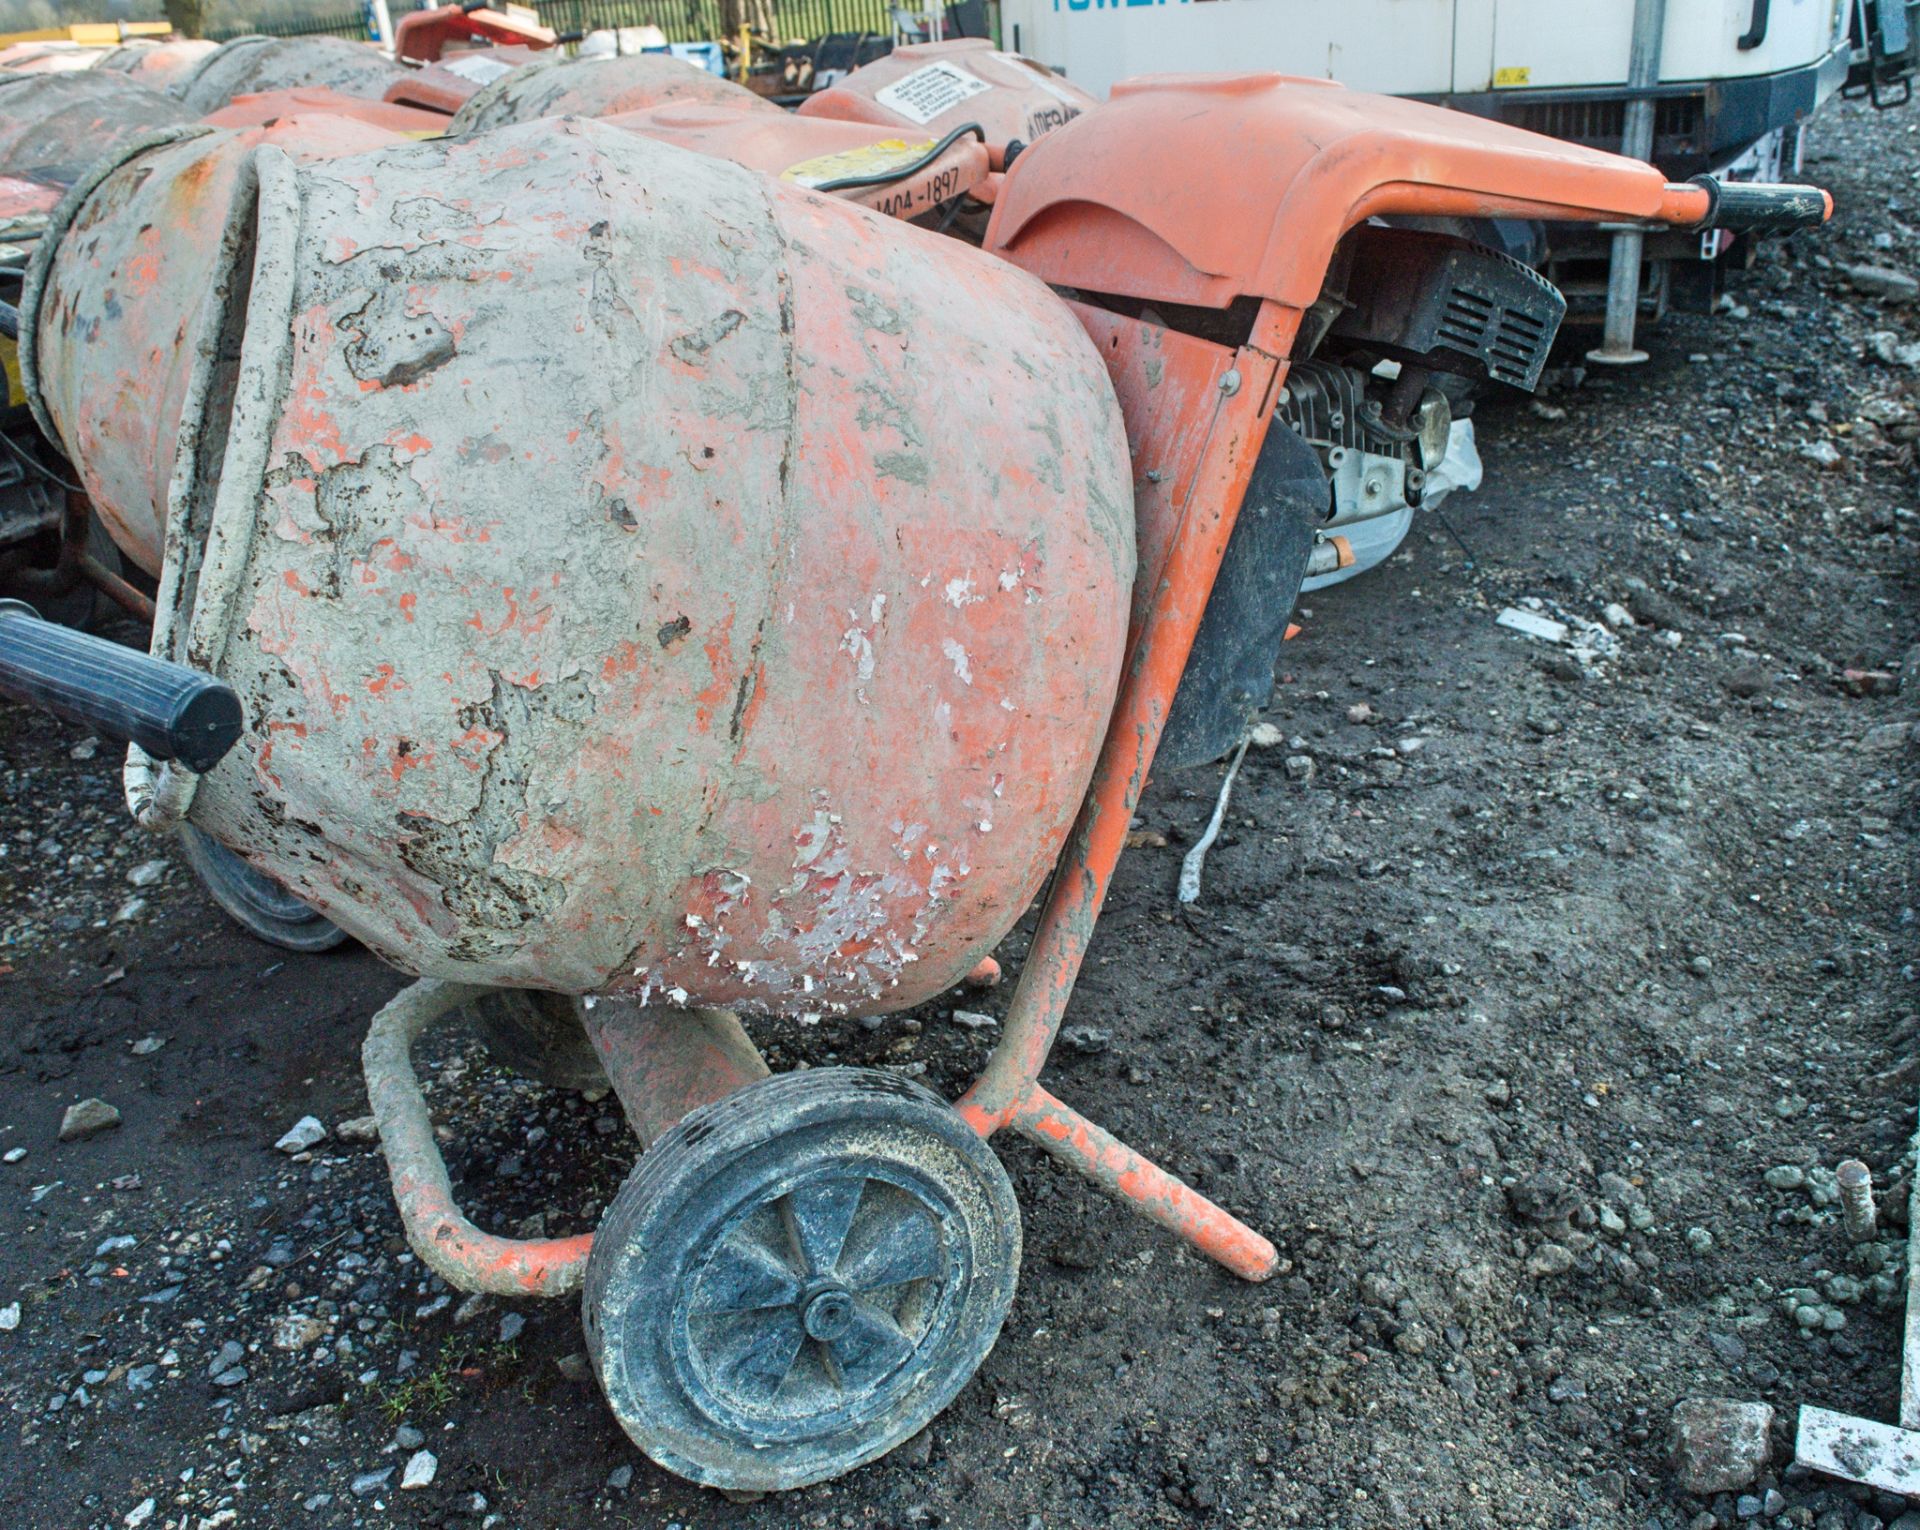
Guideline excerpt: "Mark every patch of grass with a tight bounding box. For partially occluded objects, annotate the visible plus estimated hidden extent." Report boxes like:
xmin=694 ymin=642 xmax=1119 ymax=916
xmin=366 ymin=1329 xmax=528 ymax=1423
xmin=372 ymin=1349 xmax=460 ymax=1424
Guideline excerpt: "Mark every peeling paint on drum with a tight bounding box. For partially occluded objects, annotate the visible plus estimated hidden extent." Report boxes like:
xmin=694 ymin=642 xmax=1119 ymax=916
xmin=174 ymin=118 xmax=1133 ymax=1017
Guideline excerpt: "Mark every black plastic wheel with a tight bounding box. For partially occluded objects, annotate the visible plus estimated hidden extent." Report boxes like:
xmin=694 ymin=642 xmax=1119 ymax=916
xmin=462 ymin=989 xmax=607 ymax=1092
xmin=582 ymin=1067 xmax=1020 ymax=1491
xmin=176 ymin=824 xmax=349 ymax=953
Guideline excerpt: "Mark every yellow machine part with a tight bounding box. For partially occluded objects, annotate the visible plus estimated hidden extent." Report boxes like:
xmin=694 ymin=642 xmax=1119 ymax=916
xmin=0 ymin=20 xmax=170 ymax=47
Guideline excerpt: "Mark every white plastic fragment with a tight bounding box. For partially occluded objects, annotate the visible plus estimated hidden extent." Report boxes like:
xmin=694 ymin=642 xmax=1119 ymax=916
xmin=1792 ymin=1088 xmax=1920 ymax=1492
xmin=1797 ymin=1407 xmax=1920 ymax=1495
xmin=1496 ymin=607 xmax=1569 ymax=644
xmin=1177 ymin=736 xmax=1250 ymax=906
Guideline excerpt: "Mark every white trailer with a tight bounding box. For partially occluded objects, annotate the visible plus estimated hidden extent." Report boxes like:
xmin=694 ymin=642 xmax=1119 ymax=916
xmin=1003 ymin=1 xmax=1848 ymax=126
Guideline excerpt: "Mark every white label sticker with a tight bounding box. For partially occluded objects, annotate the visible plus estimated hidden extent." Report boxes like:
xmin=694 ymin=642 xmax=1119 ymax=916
xmin=874 ymin=61 xmax=991 ymax=125
xmin=441 ymin=53 xmax=517 ymax=84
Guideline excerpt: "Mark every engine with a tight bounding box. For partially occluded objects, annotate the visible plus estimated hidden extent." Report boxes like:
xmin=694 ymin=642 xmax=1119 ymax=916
xmin=1280 ymin=226 xmax=1566 ymax=579
xmin=1277 ymin=359 xmax=1455 ymax=549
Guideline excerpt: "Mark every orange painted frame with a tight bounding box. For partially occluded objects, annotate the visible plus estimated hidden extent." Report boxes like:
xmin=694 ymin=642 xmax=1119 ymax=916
xmin=393 ymin=4 xmax=555 ymax=65
xmin=954 ymin=75 xmax=1822 ymax=1282
xmin=956 ymin=302 xmax=1298 ymax=1282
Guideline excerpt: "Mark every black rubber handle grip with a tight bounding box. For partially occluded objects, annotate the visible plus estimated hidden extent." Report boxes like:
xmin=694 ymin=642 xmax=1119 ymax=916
xmin=1688 ymin=175 xmax=1830 ymax=234
xmin=0 ymin=600 xmax=243 ymax=773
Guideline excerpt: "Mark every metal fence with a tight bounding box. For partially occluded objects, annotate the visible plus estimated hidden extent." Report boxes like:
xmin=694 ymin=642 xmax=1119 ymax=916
xmin=208 ymin=9 xmax=373 ymax=42
xmin=207 ymin=0 xmax=896 ymax=47
xmin=531 ymin=0 xmax=893 ymax=44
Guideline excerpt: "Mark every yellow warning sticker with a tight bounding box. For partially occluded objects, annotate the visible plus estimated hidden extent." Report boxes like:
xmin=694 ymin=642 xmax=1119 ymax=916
xmin=781 ymin=138 xmax=937 ymax=190
xmin=1494 ymin=65 xmax=1531 ymax=87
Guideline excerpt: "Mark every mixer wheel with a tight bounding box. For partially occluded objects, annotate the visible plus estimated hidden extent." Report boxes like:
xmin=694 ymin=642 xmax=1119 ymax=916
xmin=462 ymin=989 xmax=608 ymax=1093
xmin=177 ymin=824 xmax=350 ymax=953
xmin=582 ymin=1066 xmax=1020 ymax=1491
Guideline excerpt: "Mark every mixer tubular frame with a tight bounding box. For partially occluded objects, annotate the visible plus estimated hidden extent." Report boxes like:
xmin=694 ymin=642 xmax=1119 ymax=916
xmin=285 ymin=77 xmax=1828 ymax=1296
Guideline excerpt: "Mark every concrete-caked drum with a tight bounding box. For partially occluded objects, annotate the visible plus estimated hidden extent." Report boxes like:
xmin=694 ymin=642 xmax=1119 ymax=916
xmin=447 ymin=51 xmax=776 ymax=135
xmin=24 ymin=118 xmax=405 ymax=576
xmin=0 ymin=69 xmax=191 ymax=182
xmin=175 ymin=118 xmax=1134 ymax=1014
xmin=96 ymin=39 xmax=221 ymax=92
xmin=169 ymin=35 xmax=403 ymax=114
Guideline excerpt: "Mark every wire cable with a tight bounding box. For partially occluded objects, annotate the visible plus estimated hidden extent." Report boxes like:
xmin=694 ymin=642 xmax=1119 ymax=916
xmin=0 ymin=428 xmax=84 ymax=495
xmin=810 ymin=122 xmax=986 ymax=193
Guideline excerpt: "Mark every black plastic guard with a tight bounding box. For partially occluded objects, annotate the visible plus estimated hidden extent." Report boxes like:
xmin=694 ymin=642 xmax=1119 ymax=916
xmin=1157 ymin=423 xmax=1325 ymax=771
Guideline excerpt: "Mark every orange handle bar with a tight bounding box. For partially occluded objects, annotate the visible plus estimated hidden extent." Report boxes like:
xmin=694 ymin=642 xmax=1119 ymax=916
xmin=1658 ymin=175 xmax=1832 ymax=231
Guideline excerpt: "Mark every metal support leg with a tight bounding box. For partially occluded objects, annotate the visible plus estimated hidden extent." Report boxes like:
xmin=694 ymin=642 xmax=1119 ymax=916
xmin=1587 ymin=0 xmax=1667 ymax=367
xmin=1010 ymin=1086 xmax=1279 ymax=1280
xmin=1589 ymin=226 xmax=1651 ymax=366
xmin=957 ymin=310 xmax=1304 ymax=1285
xmin=363 ymin=981 xmax=771 ymax=1298
xmin=577 ymin=997 xmax=768 ymax=1149
xmin=364 ymin=979 xmax=596 ymax=1297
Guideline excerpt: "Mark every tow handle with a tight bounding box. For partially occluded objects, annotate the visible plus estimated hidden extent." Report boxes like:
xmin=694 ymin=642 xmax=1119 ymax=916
xmin=0 ymin=600 xmax=243 ymax=774
xmin=1686 ymin=174 xmax=1831 ymax=234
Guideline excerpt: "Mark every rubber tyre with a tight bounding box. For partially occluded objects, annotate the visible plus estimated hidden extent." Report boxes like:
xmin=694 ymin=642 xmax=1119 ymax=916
xmin=462 ymin=989 xmax=607 ymax=1092
xmin=583 ymin=1067 xmax=1020 ymax=1492
xmin=176 ymin=824 xmax=350 ymax=953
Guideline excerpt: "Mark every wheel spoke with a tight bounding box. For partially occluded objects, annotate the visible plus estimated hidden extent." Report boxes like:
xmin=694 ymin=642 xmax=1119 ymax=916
xmin=771 ymin=1332 xmax=836 ymax=1409
xmin=693 ymin=1308 xmax=808 ymax=1399
xmin=690 ymin=1230 xmax=803 ymax=1315
xmin=826 ymin=1298 xmax=917 ymax=1392
xmin=783 ymin=1177 xmax=868 ymax=1276
xmin=836 ymin=1204 xmax=943 ymax=1293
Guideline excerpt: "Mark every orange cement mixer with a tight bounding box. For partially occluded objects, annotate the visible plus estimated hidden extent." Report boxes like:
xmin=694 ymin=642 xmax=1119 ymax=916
xmin=0 ymin=66 xmax=1833 ymax=1496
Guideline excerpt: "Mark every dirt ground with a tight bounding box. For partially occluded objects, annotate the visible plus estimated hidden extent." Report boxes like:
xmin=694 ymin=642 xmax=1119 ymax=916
xmin=3 ymin=94 xmax=1918 ymax=1530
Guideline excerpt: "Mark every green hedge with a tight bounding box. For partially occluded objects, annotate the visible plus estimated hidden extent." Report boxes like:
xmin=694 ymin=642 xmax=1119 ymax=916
xmin=208 ymin=10 xmax=371 ymax=40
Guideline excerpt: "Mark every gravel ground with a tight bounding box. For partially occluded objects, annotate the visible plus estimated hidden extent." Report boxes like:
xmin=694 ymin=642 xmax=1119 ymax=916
xmin=2 ymin=91 xmax=1918 ymax=1530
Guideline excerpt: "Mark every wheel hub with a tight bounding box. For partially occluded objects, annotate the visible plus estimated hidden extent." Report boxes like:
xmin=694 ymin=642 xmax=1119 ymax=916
xmin=678 ymin=1167 xmax=958 ymax=1432
xmin=801 ymin=1285 xmax=856 ymax=1342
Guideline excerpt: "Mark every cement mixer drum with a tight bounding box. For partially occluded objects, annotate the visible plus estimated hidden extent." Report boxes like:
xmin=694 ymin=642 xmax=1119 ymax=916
xmin=175 ymin=119 xmax=1134 ymax=1016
